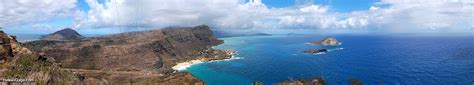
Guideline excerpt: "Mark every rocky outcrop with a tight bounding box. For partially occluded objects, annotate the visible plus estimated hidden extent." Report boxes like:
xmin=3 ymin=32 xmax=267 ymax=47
xmin=310 ymin=37 xmax=340 ymax=46
xmin=0 ymin=31 xmax=32 ymax=63
xmin=303 ymin=49 xmax=328 ymax=54
xmin=23 ymin=25 xmax=226 ymax=84
xmin=278 ymin=78 xmax=327 ymax=85
xmin=40 ymin=28 xmax=83 ymax=41
xmin=0 ymin=31 xmax=15 ymax=60
xmin=1 ymin=30 xmax=84 ymax=85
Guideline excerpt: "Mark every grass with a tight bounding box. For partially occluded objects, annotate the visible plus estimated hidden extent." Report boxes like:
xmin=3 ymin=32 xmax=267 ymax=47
xmin=349 ymin=79 xmax=363 ymax=85
xmin=4 ymin=54 xmax=41 ymax=78
xmin=3 ymin=54 xmax=60 ymax=85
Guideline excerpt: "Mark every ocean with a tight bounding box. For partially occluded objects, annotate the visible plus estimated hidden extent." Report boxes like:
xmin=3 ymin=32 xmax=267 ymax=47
xmin=183 ymin=34 xmax=474 ymax=85
xmin=13 ymin=33 xmax=474 ymax=84
xmin=13 ymin=34 xmax=102 ymax=42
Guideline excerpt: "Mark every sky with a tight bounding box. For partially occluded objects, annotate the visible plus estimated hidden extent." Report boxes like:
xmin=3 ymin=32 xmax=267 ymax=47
xmin=1 ymin=0 xmax=474 ymax=34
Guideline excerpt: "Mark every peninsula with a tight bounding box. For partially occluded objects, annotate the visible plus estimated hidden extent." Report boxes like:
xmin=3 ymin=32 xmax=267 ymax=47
xmin=1 ymin=25 xmax=234 ymax=84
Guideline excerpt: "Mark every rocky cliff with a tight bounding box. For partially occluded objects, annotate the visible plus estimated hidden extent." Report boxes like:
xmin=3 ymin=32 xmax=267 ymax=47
xmin=0 ymin=31 xmax=33 ymax=67
xmin=22 ymin=25 xmax=226 ymax=84
xmin=40 ymin=28 xmax=83 ymax=41
xmin=1 ymin=30 xmax=86 ymax=85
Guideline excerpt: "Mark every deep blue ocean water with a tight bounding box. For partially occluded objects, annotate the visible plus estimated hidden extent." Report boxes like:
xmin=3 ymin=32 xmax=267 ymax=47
xmin=183 ymin=35 xmax=474 ymax=85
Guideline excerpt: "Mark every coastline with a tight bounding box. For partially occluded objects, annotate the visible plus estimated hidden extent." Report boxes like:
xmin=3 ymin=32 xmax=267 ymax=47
xmin=172 ymin=60 xmax=204 ymax=71
xmin=172 ymin=50 xmax=238 ymax=71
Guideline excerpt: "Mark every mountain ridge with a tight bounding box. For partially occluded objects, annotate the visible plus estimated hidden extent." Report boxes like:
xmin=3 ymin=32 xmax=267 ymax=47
xmin=21 ymin=25 xmax=230 ymax=84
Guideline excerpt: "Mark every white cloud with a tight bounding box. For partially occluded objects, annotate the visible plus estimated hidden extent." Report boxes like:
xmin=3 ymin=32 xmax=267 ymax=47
xmin=75 ymin=0 xmax=243 ymax=29
xmin=0 ymin=0 xmax=77 ymax=27
xmin=2 ymin=0 xmax=473 ymax=34
xmin=369 ymin=6 xmax=380 ymax=11
xmin=368 ymin=0 xmax=474 ymax=33
xmin=74 ymin=0 xmax=370 ymax=31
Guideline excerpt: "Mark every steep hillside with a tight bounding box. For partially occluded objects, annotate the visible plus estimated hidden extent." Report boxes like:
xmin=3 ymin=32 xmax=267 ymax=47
xmin=23 ymin=25 xmax=230 ymax=84
xmin=1 ymin=30 xmax=84 ymax=85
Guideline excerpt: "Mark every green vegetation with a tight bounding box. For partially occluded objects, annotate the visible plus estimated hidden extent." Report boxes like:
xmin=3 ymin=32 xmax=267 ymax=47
xmin=252 ymin=81 xmax=263 ymax=85
xmin=1 ymin=54 xmax=76 ymax=85
xmin=349 ymin=79 xmax=363 ymax=85
xmin=4 ymin=54 xmax=51 ymax=78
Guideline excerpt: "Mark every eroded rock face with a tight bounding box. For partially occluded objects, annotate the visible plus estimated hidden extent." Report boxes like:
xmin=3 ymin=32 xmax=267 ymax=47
xmin=0 ymin=31 xmax=14 ymax=60
xmin=311 ymin=37 xmax=340 ymax=46
xmin=0 ymin=31 xmax=32 ymax=62
xmin=0 ymin=30 xmax=84 ymax=85
xmin=40 ymin=28 xmax=83 ymax=41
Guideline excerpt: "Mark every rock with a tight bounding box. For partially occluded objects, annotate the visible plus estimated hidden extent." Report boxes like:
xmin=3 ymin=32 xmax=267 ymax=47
xmin=310 ymin=37 xmax=340 ymax=46
xmin=0 ymin=31 xmax=14 ymax=60
xmin=40 ymin=28 xmax=83 ymax=41
xmin=0 ymin=31 xmax=29 ymax=61
xmin=279 ymin=78 xmax=327 ymax=85
xmin=303 ymin=49 xmax=328 ymax=54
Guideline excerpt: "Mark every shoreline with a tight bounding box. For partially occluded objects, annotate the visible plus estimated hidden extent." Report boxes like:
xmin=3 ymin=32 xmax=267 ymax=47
xmin=172 ymin=50 xmax=238 ymax=71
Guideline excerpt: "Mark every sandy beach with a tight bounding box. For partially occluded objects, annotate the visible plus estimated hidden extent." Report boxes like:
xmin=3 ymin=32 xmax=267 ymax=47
xmin=172 ymin=51 xmax=239 ymax=71
xmin=172 ymin=60 xmax=204 ymax=71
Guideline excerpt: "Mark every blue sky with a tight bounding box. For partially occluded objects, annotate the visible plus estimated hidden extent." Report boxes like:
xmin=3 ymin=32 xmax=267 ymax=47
xmin=262 ymin=0 xmax=380 ymax=12
xmin=77 ymin=0 xmax=380 ymax=12
xmin=75 ymin=0 xmax=380 ymax=13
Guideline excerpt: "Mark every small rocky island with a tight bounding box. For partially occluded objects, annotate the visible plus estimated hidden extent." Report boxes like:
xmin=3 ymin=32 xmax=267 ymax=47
xmin=309 ymin=37 xmax=341 ymax=46
xmin=303 ymin=49 xmax=328 ymax=54
xmin=304 ymin=37 xmax=341 ymax=54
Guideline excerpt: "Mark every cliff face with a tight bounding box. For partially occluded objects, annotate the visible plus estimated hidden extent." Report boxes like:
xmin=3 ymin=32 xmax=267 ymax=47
xmin=0 ymin=31 xmax=32 ymax=64
xmin=23 ymin=25 xmax=223 ymax=84
xmin=0 ymin=31 xmax=15 ymax=60
xmin=40 ymin=28 xmax=84 ymax=41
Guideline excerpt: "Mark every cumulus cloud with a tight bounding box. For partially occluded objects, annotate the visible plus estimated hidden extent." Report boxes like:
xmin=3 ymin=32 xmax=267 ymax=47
xmin=74 ymin=0 xmax=373 ymax=31
xmin=0 ymin=0 xmax=77 ymax=27
xmin=75 ymin=0 xmax=243 ymax=29
xmin=2 ymin=0 xmax=474 ymax=33
xmin=369 ymin=0 xmax=474 ymax=33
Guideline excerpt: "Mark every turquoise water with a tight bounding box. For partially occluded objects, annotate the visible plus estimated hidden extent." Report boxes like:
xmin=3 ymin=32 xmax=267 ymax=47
xmin=183 ymin=35 xmax=474 ymax=84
